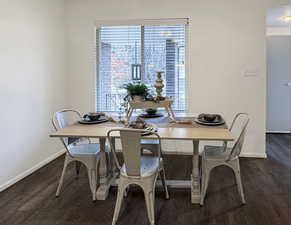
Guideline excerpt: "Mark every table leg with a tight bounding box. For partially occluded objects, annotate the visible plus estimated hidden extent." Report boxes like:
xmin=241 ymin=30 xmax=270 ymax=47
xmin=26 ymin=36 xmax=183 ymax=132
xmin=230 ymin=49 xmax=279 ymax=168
xmin=126 ymin=108 xmax=129 ymax=120
xmin=168 ymin=105 xmax=176 ymax=120
xmin=98 ymin=138 xmax=107 ymax=177
xmin=109 ymin=137 xmax=117 ymax=173
xmin=165 ymin=107 xmax=172 ymax=120
xmin=127 ymin=107 xmax=134 ymax=122
xmin=191 ymin=140 xmax=201 ymax=204
xmin=96 ymin=138 xmax=114 ymax=200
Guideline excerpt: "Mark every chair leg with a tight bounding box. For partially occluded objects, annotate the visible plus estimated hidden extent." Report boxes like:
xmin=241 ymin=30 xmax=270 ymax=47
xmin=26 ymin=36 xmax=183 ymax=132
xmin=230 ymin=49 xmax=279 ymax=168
xmin=75 ymin=161 xmax=81 ymax=178
xmin=112 ymin=184 xmax=126 ymax=225
xmin=124 ymin=186 xmax=129 ymax=197
xmin=56 ymin=157 xmax=69 ymax=197
xmin=233 ymin=161 xmax=246 ymax=204
xmin=159 ymin=167 xmax=169 ymax=199
xmin=200 ymin=163 xmax=211 ymax=206
xmin=144 ymin=190 xmax=155 ymax=225
xmin=200 ymin=165 xmax=205 ymax=205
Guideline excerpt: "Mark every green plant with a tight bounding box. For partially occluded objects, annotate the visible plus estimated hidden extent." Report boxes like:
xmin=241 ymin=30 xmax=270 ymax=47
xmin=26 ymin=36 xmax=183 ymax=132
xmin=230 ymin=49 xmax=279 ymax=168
xmin=122 ymin=83 xmax=149 ymax=97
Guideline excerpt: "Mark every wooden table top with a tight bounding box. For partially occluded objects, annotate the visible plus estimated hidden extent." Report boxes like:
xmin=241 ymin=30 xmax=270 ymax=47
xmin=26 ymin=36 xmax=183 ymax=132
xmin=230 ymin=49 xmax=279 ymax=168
xmin=50 ymin=119 xmax=233 ymax=141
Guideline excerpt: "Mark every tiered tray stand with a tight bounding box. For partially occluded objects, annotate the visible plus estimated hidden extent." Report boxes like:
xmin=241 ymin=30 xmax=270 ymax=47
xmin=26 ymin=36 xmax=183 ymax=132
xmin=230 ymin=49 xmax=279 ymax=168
xmin=126 ymin=98 xmax=176 ymax=121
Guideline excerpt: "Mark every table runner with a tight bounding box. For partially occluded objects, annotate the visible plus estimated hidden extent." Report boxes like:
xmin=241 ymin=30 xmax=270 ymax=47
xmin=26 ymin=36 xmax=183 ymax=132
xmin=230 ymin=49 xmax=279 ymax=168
xmin=94 ymin=116 xmax=227 ymax=129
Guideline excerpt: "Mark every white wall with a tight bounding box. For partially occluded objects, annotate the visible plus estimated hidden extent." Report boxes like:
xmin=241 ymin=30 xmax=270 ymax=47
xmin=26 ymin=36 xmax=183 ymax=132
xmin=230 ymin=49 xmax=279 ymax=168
xmin=0 ymin=0 xmax=67 ymax=190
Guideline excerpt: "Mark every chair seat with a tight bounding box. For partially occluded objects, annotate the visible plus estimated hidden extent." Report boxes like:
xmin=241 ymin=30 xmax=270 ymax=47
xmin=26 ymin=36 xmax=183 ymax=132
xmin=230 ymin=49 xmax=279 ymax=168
xmin=120 ymin=156 xmax=160 ymax=177
xmin=140 ymin=139 xmax=159 ymax=155
xmin=203 ymin=145 xmax=234 ymax=160
xmin=68 ymin=144 xmax=101 ymax=156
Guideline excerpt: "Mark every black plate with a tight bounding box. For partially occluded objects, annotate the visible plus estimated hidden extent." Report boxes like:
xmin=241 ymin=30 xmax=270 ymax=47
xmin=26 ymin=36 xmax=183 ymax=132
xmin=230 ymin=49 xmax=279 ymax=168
xmin=139 ymin=113 xmax=164 ymax=118
xmin=194 ymin=118 xmax=225 ymax=126
xmin=78 ymin=118 xmax=108 ymax=125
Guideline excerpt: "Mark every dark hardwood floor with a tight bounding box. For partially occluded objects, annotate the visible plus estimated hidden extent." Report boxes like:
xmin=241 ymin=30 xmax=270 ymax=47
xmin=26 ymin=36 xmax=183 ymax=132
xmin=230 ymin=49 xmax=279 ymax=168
xmin=1 ymin=134 xmax=291 ymax=225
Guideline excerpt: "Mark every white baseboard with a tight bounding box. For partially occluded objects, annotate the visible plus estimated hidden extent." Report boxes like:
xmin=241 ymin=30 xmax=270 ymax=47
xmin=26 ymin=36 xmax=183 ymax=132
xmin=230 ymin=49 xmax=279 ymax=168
xmin=266 ymin=131 xmax=291 ymax=134
xmin=0 ymin=149 xmax=66 ymax=192
xmin=239 ymin=152 xmax=267 ymax=158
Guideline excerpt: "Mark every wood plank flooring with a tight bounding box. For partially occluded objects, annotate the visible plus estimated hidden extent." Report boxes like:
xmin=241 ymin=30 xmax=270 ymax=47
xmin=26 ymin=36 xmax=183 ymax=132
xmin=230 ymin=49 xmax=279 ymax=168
xmin=1 ymin=134 xmax=291 ymax=225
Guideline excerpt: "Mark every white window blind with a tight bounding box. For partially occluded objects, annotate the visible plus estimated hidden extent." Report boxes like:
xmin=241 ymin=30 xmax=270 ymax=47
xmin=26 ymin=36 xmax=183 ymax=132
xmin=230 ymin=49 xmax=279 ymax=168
xmin=96 ymin=21 xmax=187 ymax=112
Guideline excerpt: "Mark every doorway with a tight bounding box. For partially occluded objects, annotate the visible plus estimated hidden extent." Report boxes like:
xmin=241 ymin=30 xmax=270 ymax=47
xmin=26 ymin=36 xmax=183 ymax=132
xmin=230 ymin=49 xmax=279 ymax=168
xmin=267 ymin=6 xmax=291 ymax=133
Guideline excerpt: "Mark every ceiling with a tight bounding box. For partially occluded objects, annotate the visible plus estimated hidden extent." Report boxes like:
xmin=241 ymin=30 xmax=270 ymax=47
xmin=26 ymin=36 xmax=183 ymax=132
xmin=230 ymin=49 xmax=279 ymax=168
xmin=267 ymin=6 xmax=291 ymax=27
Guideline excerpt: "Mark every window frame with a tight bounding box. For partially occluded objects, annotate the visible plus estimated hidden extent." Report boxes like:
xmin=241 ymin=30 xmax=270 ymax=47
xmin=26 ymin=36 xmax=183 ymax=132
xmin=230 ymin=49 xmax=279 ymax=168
xmin=94 ymin=18 xmax=190 ymax=112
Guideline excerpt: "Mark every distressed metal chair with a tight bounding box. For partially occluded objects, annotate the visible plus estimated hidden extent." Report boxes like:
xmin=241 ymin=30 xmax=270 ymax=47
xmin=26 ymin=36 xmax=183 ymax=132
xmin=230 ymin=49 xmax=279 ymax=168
xmin=52 ymin=109 xmax=102 ymax=201
xmin=107 ymin=128 xmax=169 ymax=225
xmin=200 ymin=113 xmax=249 ymax=205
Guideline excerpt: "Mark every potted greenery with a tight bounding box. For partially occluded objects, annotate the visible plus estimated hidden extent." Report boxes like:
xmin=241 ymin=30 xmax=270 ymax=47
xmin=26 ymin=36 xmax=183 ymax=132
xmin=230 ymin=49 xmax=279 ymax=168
xmin=123 ymin=83 xmax=149 ymax=101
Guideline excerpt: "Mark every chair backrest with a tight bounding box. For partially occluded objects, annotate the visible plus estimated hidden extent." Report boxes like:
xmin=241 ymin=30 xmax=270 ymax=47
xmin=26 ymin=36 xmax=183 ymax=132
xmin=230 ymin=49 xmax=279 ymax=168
xmin=107 ymin=128 xmax=161 ymax=177
xmin=227 ymin=113 xmax=250 ymax=160
xmin=52 ymin=109 xmax=83 ymax=153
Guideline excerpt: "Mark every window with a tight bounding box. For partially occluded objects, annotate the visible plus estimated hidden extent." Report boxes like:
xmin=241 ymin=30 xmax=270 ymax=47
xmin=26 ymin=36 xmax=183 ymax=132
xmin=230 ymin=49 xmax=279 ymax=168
xmin=96 ymin=19 xmax=188 ymax=112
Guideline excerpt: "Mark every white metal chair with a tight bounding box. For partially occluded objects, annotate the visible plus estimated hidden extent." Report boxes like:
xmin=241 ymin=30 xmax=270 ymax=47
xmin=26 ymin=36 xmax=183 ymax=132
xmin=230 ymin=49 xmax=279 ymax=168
xmin=107 ymin=128 xmax=169 ymax=225
xmin=200 ymin=113 xmax=250 ymax=205
xmin=52 ymin=109 xmax=102 ymax=201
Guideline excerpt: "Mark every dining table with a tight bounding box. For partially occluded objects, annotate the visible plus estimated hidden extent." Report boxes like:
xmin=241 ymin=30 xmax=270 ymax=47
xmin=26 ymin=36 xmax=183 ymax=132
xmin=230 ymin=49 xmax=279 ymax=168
xmin=49 ymin=114 xmax=233 ymax=204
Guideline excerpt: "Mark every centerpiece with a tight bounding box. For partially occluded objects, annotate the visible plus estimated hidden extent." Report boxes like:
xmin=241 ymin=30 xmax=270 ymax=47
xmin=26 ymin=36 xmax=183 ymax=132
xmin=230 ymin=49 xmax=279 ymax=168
xmin=122 ymin=72 xmax=176 ymax=121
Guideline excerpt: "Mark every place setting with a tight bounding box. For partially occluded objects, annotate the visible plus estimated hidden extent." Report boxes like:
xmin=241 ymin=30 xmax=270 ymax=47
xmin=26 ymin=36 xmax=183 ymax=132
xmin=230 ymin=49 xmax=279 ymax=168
xmin=78 ymin=112 xmax=109 ymax=124
xmin=126 ymin=116 xmax=158 ymax=135
xmin=164 ymin=113 xmax=226 ymax=129
xmin=194 ymin=113 xmax=225 ymax=126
